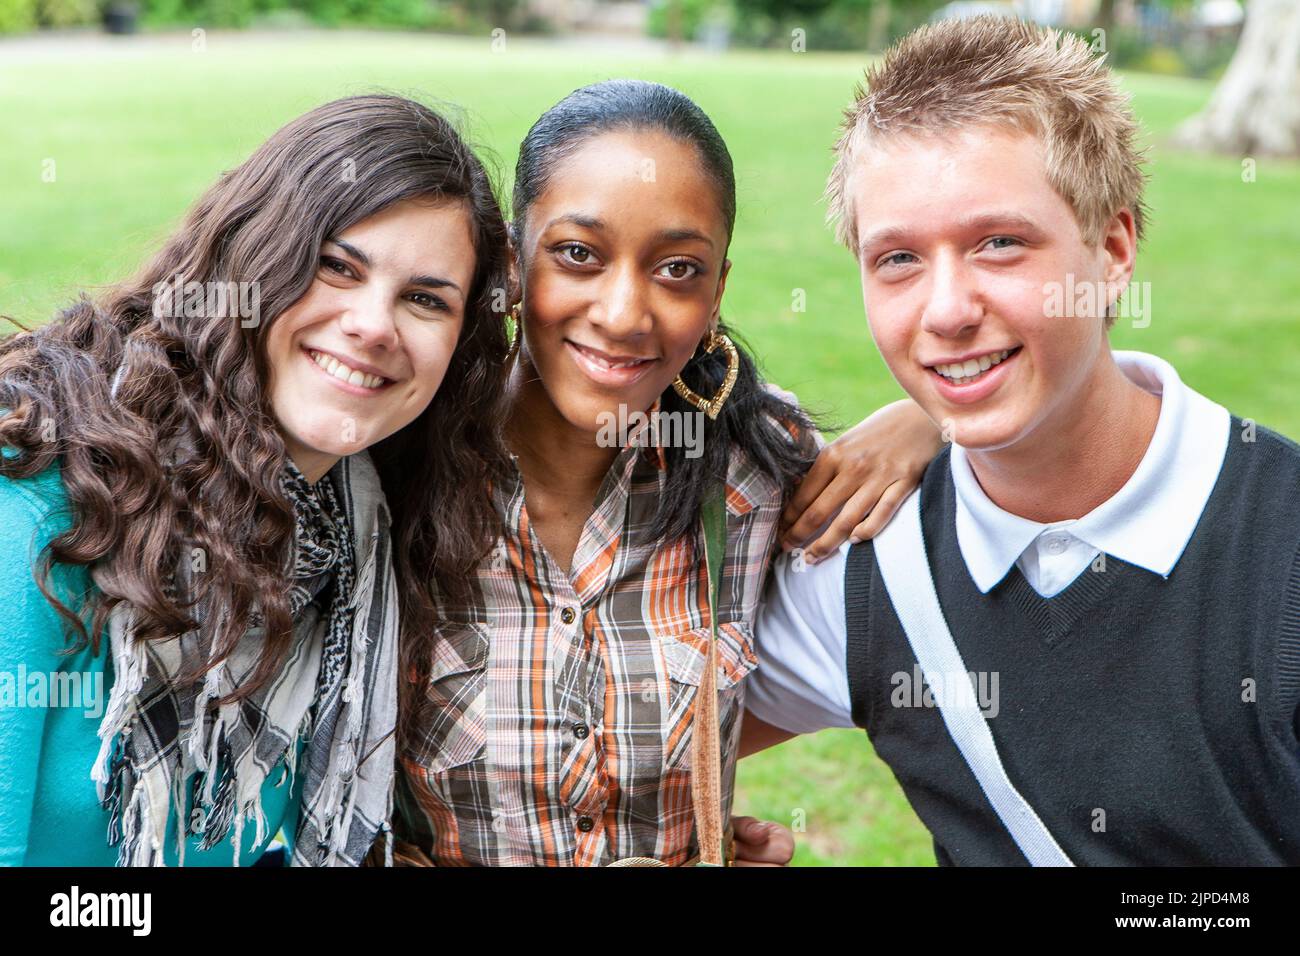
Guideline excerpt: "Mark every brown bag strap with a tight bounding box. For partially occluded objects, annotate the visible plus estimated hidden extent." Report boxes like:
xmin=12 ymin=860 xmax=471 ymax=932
xmin=690 ymin=483 xmax=729 ymax=867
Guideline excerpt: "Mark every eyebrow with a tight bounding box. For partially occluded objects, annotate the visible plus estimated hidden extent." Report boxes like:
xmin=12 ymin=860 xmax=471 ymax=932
xmin=330 ymin=238 xmax=372 ymax=268
xmin=541 ymin=215 xmax=716 ymax=249
xmin=958 ymin=212 xmax=1044 ymax=236
xmin=326 ymin=238 xmax=463 ymax=296
xmin=545 ymin=214 xmax=604 ymax=232
xmin=857 ymin=227 xmax=909 ymax=260
xmin=857 ymin=212 xmax=1045 ymax=259
xmin=658 ymin=227 xmax=715 ymax=249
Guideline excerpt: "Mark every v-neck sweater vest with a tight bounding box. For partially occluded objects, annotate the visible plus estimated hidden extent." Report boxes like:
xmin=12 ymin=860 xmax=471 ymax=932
xmin=844 ymin=423 xmax=1300 ymax=865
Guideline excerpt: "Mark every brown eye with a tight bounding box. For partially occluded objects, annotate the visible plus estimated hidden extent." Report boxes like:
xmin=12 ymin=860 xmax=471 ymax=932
xmin=656 ymin=259 xmax=700 ymax=280
xmin=408 ymin=291 xmax=450 ymax=313
xmin=320 ymin=256 xmax=352 ymax=277
xmin=562 ymin=244 xmax=590 ymax=264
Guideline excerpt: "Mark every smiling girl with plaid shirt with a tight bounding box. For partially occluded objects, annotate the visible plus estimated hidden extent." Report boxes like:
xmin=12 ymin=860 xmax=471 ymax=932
xmin=392 ymin=80 xmax=942 ymax=867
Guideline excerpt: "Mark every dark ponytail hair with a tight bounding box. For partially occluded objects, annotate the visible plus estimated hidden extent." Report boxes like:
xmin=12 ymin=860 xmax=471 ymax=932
xmin=511 ymin=79 xmax=818 ymax=543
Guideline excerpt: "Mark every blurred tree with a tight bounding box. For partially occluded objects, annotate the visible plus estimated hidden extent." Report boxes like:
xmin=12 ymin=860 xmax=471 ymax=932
xmin=868 ymin=0 xmax=889 ymax=50
xmin=36 ymin=0 xmax=97 ymax=26
xmin=0 ymin=0 xmax=36 ymax=32
xmin=734 ymin=0 xmax=836 ymax=18
xmin=469 ymin=0 xmax=521 ymax=28
xmin=1097 ymin=0 xmax=1115 ymax=31
xmin=1176 ymin=0 xmax=1300 ymax=154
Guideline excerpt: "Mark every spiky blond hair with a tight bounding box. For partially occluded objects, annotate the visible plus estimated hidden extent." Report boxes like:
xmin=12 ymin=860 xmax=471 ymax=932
xmin=826 ymin=16 xmax=1148 ymax=253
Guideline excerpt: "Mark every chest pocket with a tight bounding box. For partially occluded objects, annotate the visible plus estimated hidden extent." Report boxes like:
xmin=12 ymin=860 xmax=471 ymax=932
xmin=410 ymin=621 xmax=490 ymax=775
xmin=660 ymin=620 xmax=758 ymax=769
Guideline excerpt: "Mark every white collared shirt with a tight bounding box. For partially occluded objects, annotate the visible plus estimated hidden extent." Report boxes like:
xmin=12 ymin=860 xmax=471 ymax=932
xmin=746 ymin=350 xmax=1232 ymax=733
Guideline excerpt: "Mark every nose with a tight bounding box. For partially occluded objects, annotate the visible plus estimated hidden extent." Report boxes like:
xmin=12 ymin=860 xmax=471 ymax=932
xmin=919 ymin=252 xmax=983 ymax=339
xmin=337 ymin=285 xmax=400 ymax=351
xmin=588 ymin=261 xmax=652 ymax=340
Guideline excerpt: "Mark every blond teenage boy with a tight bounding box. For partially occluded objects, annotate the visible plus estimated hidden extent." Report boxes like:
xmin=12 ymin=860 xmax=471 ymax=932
xmin=742 ymin=17 xmax=1300 ymax=865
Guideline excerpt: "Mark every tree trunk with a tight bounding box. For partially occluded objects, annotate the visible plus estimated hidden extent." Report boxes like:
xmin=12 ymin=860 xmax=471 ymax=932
xmin=1096 ymin=0 xmax=1116 ymax=32
xmin=667 ymin=0 xmax=683 ymax=47
xmin=1174 ymin=0 xmax=1300 ymax=156
xmin=868 ymin=0 xmax=891 ymax=52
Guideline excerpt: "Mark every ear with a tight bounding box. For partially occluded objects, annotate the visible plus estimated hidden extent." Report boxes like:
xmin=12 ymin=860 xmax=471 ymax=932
xmin=1100 ymin=208 xmax=1137 ymax=298
xmin=710 ymin=258 xmax=732 ymax=325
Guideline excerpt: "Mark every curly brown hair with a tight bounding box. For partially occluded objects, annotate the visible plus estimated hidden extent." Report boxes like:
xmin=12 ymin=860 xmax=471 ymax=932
xmin=0 ymin=94 xmax=511 ymax=703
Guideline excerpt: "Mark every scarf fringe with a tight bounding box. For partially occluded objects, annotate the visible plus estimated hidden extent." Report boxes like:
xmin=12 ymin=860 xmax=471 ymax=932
xmin=308 ymin=519 xmax=383 ymax=864
xmin=99 ymin=733 xmax=131 ymax=848
xmin=198 ymin=736 xmax=237 ymax=851
xmin=113 ymin=774 xmax=164 ymax=867
xmin=173 ymin=772 xmax=189 ymax=868
xmin=93 ymin=452 xmax=398 ymax=868
xmin=187 ymin=659 xmax=226 ymax=772
xmin=91 ymin=610 xmax=149 ymax=798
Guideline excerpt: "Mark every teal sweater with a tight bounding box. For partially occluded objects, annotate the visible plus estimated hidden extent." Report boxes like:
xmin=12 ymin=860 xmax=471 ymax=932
xmin=0 ymin=460 xmax=302 ymax=866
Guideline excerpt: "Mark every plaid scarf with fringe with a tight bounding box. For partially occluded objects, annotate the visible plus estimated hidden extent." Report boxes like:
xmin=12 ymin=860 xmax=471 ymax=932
xmin=92 ymin=451 xmax=399 ymax=867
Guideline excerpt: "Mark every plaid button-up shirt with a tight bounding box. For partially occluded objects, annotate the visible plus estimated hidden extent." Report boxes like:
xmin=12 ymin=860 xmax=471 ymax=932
xmin=395 ymin=425 xmax=793 ymax=866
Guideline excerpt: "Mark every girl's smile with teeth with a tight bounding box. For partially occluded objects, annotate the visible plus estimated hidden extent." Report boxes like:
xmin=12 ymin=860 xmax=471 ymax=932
xmin=306 ymin=348 xmax=391 ymax=391
xmin=567 ymin=341 xmax=657 ymax=369
xmin=564 ymin=339 xmax=660 ymax=388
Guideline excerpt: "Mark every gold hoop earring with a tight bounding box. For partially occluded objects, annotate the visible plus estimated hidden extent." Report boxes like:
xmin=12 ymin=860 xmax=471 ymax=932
xmin=507 ymin=302 xmax=522 ymax=356
xmin=671 ymin=329 xmax=739 ymax=420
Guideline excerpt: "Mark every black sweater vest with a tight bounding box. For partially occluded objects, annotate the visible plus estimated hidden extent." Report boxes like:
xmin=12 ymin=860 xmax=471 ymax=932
xmin=844 ymin=420 xmax=1300 ymax=865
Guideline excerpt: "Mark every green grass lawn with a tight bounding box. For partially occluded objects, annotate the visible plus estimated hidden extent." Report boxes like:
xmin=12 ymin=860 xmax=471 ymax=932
xmin=3 ymin=29 xmax=1298 ymax=866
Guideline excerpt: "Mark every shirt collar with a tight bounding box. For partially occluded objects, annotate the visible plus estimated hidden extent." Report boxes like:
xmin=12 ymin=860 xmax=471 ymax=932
xmin=496 ymin=397 xmax=764 ymax=533
xmin=951 ymin=350 xmax=1232 ymax=593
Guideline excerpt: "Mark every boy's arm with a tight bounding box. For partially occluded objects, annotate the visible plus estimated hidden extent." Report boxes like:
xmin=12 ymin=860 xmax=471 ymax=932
xmin=744 ymin=542 xmax=857 ymax=755
xmin=733 ymin=531 xmax=882 ymax=863
xmin=738 ymin=711 xmax=797 ymax=757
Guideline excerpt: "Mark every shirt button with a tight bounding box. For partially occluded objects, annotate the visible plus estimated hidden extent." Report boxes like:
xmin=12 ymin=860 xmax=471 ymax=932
xmin=560 ymin=607 xmax=577 ymax=625
xmin=572 ymin=723 xmax=590 ymax=739
xmin=1044 ymin=533 xmax=1069 ymax=555
xmin=577 ymin=816 xmax=595 ymax=832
